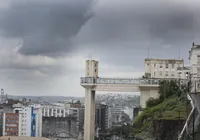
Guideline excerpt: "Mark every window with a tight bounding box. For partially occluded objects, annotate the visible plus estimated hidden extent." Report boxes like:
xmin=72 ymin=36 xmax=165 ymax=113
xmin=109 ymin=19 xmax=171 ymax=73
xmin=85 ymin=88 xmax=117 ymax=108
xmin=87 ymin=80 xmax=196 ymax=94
xmin=166 ymin=64 xmax=169 ymax=69
xmin=172 ymin=71 xmax=174 ymax=77
xmin=159 ymin=71 xmax=162 ymax=76
xmin=197 ymin=55 xmax=200 ymax=63
xmin=160 ymin=64 xmax=162 ymax=68
xmin=165 ymin=71 xmax=169 ymax=77
xmin=95 ymin=62 xmax=98 ymax=67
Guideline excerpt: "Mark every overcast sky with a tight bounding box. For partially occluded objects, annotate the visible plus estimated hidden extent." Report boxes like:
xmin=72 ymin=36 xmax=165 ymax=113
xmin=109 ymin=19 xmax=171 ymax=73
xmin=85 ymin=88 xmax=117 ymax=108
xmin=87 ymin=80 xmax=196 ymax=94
xmin=0 ymin=0 xmax=200 ymax=96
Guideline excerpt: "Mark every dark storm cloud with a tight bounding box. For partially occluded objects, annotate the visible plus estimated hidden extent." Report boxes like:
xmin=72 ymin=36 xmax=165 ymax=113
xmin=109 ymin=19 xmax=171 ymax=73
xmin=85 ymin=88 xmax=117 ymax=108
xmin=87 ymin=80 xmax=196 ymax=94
xmin=0 ymin=0 xmax=200 ymax=66
xmin=0 ymin=0 xmax=95 ymax=57
xmin=78 ymin=0 xmax=199 ymax=46
xmin=75 ymin=0 xmax=200 ymax=68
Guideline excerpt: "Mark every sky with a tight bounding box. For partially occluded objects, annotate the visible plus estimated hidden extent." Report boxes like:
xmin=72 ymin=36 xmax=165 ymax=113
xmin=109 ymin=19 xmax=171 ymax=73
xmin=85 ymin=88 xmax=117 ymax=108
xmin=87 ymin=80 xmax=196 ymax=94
xmin=0 ymin=0 xmax=200 ymax=96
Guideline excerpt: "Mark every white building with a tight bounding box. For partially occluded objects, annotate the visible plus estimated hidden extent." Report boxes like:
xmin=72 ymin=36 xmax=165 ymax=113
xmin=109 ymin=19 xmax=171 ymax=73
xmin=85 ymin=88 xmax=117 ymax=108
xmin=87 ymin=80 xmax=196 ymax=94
xmin=177 ymin=66 xmax=190 ymax=79
xmin=41 ymin=103 xmax=84 ymax=133
xmin=12 ymin=104 xmax=42 ymax=137
xmin=112 ymin=104 xmax=122 ymax=125
xmin=144 ymin=58 xmax=184 ymax=79
xmin=189 ymin=43 xmax=200 ymax=93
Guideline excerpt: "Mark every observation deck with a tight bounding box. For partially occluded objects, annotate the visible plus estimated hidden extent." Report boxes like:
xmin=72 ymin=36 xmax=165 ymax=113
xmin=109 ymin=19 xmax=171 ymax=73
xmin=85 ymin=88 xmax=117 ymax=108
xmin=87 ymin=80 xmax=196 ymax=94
xmin=80 ymin=77 xmax=188 ymax=92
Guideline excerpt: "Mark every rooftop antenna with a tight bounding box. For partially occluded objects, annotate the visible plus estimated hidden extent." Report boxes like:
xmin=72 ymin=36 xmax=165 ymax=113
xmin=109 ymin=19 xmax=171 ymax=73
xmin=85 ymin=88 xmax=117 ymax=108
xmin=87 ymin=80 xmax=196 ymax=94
xmin=178 ymin=47 xmax=180 ymax=59
xmin=147 ymin=47 xmax=150 ymax=58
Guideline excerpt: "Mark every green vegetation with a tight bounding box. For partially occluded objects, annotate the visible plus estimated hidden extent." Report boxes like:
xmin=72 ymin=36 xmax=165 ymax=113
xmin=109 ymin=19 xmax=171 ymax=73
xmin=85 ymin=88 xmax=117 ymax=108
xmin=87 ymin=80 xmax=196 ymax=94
xmin=132 ymin=80 xmax=191 ymax=139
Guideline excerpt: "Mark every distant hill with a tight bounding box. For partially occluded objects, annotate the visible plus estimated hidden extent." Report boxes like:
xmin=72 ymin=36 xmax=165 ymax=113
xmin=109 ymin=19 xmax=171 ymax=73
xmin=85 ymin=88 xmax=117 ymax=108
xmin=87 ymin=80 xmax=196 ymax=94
xmin=7 ymin=95 xmax=84 ymax=103
xmin=7 ymin=93 xmax=140 ymax=107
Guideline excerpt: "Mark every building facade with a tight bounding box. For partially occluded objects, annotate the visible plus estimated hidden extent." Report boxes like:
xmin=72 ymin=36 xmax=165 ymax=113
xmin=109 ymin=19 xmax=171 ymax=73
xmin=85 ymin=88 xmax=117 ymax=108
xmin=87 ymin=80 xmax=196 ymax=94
xmin=41 ymin=103 xmax=84 ymax=137
xmin=3 ymin=113 xmax=22 ymax=136
xmin=189 ymin=43 xmax=200 ymax=93
xmin=13 ymin=105 xmax=42 ymax=137
xmin=95 ymin=104 xmax=108 ymax=131
xmin=2 ymin=104 xmax=42 ymax=137
xmin=177 ymin=66 xmax=190 ymax=79
xmin=144 ymin=58 xmax=184 ymax=79
xmin=106 ymin=105 xmax=113 ymax=129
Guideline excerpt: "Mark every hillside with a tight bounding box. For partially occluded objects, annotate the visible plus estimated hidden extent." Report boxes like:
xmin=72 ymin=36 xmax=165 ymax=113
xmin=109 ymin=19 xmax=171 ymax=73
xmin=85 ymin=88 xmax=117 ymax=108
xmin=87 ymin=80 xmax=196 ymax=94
xmin=132 ymin=80 xmax=191 ymax=140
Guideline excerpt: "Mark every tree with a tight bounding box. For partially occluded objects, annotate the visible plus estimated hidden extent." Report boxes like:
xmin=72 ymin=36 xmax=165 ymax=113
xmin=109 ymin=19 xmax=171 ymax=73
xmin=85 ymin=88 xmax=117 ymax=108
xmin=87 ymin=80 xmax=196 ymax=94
xmin=158 ymin=80 xmax=182 ymax=100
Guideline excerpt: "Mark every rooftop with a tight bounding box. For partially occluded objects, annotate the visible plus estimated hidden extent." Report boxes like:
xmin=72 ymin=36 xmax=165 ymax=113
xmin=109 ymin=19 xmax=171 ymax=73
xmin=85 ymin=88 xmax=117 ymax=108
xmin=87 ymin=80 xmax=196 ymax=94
xmin=145 ymin=58 xmax=184 ymax=62
xmin=189 ymin=43 xmax=200 ymax=59
xmin=177 ymin=66 xmax=190 ymax=71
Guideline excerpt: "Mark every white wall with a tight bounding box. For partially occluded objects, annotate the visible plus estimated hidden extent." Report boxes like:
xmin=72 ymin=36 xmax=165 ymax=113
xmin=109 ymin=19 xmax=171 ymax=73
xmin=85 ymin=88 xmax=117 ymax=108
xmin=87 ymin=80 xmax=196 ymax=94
xmin=140 ymin=89 xmax=159 ymax=108
xmin=13 ymin=105 xmax=42 ymax=137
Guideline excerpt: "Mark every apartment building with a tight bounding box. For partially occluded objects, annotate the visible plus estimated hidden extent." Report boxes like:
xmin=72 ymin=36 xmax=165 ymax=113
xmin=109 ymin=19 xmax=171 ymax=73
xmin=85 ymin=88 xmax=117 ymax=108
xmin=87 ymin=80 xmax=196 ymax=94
xmin=13 ymin=106 xmax=42 ymax=137
xmin=2 ymin=103 xmax=42 ymax=137
xmin=3 ymin=113 xmax=22 ymax=136
xmin=95 ymin=104 xmax=108 ymax=131
xmin=144 ymin=58 xmax=184 ymax=79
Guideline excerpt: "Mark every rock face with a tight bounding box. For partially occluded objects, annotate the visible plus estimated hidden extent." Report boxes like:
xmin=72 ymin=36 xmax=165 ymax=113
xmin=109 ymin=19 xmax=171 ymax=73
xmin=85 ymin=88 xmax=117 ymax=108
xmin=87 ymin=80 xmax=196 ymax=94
xmin=153 ymin=119 xmax=185 ymax=140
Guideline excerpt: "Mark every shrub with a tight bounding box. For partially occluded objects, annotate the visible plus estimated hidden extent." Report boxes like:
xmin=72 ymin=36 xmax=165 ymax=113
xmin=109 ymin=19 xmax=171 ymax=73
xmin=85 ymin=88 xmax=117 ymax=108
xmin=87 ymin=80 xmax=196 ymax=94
xmin=146 ymin=98 xmax=163 ymax=108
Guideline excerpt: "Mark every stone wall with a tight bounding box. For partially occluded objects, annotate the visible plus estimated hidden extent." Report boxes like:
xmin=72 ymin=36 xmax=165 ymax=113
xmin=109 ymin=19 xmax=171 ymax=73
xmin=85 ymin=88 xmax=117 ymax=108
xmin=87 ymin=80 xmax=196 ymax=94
xmin=153 ymin=119 xmax=185 ymax=140
xmin=42 ymin=116 xmax=77 ymax=138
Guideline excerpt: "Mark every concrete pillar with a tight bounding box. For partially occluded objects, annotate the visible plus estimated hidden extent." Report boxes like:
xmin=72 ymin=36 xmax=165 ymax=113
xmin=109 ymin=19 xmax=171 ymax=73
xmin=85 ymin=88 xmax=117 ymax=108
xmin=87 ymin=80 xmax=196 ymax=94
xmin=56 ymin=108 xmax=58 ymax=117
xmin=47 ymin=108 xmax=49 ymax=117
xmin=84 ymin=88 xmax=95 ymax=140
xmin=140 ymin=88 xmax=159 ymax=108
xmin=64 ymin=109 xmax=66 ymax=117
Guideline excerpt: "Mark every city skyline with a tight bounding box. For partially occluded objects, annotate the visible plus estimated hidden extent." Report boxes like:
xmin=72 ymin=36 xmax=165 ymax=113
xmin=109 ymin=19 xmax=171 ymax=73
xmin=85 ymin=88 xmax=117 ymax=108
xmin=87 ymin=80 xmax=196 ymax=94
xmin=0 ymin=0 xmax=200 ymax=96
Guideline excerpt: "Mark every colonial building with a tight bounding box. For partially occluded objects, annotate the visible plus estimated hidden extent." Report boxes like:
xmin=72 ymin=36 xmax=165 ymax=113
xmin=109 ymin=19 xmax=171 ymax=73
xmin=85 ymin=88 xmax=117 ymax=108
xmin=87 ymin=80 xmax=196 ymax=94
xmin=144 ymin=58 xmax=184 ymax=79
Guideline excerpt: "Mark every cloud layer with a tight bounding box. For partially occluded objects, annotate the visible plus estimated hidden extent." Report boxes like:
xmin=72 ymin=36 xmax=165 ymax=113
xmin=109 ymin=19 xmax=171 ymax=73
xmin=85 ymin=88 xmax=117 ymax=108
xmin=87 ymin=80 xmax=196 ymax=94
xmin=0 ymin=0 xmax=200 ymax=96
xmin=0 ymin=0 xmax=95 ymax=57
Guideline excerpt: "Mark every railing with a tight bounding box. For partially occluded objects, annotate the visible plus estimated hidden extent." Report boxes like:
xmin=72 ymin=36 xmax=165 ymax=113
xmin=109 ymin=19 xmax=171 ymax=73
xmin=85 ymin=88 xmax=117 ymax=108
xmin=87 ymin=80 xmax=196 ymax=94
xmin=178 ymin=94 xmax=195 ymax=140
xmin=80 ymin=77 xmax=188 ymax=85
